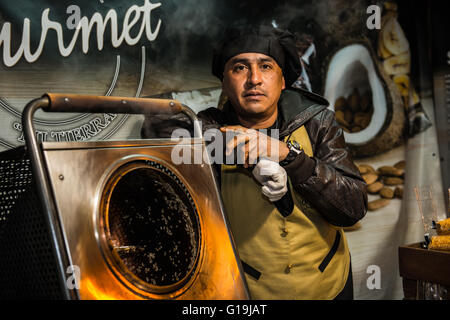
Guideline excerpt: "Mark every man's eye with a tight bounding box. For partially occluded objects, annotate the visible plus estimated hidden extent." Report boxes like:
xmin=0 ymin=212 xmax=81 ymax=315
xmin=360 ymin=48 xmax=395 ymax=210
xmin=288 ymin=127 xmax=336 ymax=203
xmin=233 ymin=65 xmax=246 ymax=72
xmin=261 ymin=64 xmax=272 ymax=70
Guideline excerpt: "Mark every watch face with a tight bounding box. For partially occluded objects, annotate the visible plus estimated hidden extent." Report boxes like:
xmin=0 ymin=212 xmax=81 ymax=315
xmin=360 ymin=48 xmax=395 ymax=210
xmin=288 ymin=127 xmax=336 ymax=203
xmin=288 ymin=140 xmax=301 ymax=153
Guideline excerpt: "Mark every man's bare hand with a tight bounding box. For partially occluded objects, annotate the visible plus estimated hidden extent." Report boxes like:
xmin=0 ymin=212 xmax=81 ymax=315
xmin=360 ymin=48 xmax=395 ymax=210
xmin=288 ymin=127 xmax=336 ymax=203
xmin=220 ymin=125 xmax=289 ymax=168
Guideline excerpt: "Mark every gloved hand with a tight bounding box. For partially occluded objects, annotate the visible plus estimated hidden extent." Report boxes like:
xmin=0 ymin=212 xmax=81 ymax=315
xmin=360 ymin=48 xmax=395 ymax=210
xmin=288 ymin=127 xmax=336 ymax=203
xmin=252 ymin=159 xmax=288 ymax=202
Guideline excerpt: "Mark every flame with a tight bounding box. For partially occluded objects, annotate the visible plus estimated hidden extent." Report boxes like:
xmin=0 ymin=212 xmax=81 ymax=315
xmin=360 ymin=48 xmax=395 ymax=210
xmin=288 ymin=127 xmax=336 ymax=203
xmin=82 ymin=278 xmax=142 ymax=300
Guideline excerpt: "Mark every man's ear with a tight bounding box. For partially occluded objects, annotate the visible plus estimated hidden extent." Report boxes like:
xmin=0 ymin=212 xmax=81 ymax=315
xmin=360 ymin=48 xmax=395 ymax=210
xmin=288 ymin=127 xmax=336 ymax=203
xmin=281 ymin=76 xmax=286 ymax=90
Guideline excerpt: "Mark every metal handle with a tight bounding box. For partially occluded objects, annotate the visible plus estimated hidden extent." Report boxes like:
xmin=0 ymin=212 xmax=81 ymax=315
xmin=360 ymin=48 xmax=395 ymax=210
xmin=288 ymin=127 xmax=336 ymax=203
xmin=40 ymin=93 xmax=202 ymax=139
xmin=44 ymin=93 xmax=185 ymax=115
xmin=22 ymin=97 xmax=75 ymax=299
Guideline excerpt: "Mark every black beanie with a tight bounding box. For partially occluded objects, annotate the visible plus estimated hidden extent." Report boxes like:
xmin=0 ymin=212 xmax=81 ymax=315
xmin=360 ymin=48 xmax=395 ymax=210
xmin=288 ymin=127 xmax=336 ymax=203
xmin=212 ymin=26 xmax=302 ymax=87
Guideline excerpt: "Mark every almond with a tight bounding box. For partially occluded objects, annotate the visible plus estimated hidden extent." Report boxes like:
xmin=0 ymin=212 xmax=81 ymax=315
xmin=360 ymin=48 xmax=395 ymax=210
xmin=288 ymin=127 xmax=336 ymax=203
xmin=380 ymin=187 xmax=394 ymax=199
xmin=368 ymin=198 xmax=390 ymax=211
xmin=344 ymin=109 xmax=354 ymax=124
xmin=363 ymin=173 xmax=378 ymax=185
xmin=334 ymin=96 xmax=347 ymax=112
xmin=394 ymin=160 xmax=406 ymax=170
xmin=377 ymin=165 xmax=404 ymax=177
xmin=367 ymin=181 xmax=384 ymax=194
xmin=335 ymin=110 xmax=350 ymax=127
xmin=358 ymin=164 xmax=376 ymax=174
xmin=384 ymin=177 xmax=404 ymax=185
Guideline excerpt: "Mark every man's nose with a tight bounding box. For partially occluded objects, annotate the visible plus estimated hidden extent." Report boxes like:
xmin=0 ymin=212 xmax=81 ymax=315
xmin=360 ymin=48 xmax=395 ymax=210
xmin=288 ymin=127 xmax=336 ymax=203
xmin=246 ymin=65 xmax=262 ymax=86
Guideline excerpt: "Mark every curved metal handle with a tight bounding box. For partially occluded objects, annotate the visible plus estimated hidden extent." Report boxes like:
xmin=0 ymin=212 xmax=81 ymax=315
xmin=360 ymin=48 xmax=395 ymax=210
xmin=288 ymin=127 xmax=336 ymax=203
xmin=21 ymin=96 xmax=75 ymax=299
xmin=41 ymin=93 xmax=202 ymax=139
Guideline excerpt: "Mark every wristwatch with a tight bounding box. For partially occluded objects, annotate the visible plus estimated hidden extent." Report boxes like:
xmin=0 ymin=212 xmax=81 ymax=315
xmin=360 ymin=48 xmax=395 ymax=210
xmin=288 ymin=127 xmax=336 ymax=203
xmin=280 ymin=140 xmax=303 ymax=166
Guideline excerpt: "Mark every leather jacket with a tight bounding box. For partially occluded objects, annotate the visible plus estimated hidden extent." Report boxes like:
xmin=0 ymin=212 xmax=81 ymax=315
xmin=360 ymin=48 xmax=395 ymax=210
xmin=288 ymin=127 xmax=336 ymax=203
xmin=141 ymin=88 xmax=368 ymax=227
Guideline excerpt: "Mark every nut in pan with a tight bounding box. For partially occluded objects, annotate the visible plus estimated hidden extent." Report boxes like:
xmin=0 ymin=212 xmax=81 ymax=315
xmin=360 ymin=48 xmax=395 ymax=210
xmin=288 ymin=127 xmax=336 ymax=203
xmin=394 ymin=160 xmax=406 ymax=170
xmin=383 ymin=177 xmax=404 ymax=185
xmin=368 ymin=198 xmax=390 ymax=211
xmin=383 ymin=52 xmax=411 ymax=76
xmin=353 ymin=112 xmax=371 ymax=129
xmin=367 ymin=181 xmax=384 ymax=194
xmin=358 ymin=164 xmax=376 ymax=175
xmin=377 ymin=165 xmax=404 ymax=177
xmin=344 ymin=109 xmax=354 ymax=124
xmin=362 ymin=173 xmax=378 ymax=185
xmin=334 ymin=96 xmax=347 ymax=112
xmin=380 ymin=187 xmax=395 ymax=199
xmin=335 ymin=110 xmax=350 ymax=128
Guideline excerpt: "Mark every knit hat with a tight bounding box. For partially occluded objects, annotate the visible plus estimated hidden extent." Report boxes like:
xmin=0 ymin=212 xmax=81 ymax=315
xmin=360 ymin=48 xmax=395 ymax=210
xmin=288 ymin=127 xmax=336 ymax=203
xmin=212 ymin=26 xmax=302 ymax=87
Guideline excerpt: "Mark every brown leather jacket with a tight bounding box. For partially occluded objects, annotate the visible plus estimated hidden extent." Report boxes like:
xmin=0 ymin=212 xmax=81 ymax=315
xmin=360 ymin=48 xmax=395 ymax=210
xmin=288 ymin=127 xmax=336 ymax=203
xmin=141 ymin=88 xmax=368 ymax=227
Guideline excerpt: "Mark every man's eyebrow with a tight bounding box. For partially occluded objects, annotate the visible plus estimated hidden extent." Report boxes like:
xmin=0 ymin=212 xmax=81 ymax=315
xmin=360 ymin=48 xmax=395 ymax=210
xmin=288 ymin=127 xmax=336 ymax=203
xmin=228 ymin=57 xmax=276 ymax=65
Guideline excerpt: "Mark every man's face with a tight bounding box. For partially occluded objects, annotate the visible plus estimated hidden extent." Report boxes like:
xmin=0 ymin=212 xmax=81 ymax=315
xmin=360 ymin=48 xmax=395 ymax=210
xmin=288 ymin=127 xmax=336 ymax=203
xmin=222 ymin=52 xmax=285 ymax=120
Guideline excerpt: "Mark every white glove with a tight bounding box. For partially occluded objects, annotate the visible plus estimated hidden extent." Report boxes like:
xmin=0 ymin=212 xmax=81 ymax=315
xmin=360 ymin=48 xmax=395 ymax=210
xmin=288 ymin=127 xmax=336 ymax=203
xmin=252 ymin=159 xmax=288 ymax=202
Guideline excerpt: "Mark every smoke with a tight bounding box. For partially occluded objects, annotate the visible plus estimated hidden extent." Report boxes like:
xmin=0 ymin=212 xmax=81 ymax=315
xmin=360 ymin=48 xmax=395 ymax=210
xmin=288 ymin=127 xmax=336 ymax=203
xmin=0 ymin=0 xmax=377 ymax=92
xmin=0 ymin=0 xmax=321 ymax=70
xmin=151 ymin=0 xmax=229 ymax=71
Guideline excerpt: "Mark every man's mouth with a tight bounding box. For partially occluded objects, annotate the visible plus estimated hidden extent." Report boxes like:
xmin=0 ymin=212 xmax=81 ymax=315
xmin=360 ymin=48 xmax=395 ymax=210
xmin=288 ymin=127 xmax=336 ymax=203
xmin=243 ymin=91 xmax=265 ymax=97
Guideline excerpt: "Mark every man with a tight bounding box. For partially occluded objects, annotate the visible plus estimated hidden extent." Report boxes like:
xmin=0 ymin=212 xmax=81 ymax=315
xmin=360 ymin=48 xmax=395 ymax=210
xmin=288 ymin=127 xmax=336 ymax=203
xmin=142 ymin=26 xmax=367 ymax=300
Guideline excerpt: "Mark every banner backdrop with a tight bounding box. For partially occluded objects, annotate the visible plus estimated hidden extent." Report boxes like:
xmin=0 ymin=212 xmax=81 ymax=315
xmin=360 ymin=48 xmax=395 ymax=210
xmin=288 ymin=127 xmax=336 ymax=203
xmin=0 ymin=0 xmax=448 ymax=299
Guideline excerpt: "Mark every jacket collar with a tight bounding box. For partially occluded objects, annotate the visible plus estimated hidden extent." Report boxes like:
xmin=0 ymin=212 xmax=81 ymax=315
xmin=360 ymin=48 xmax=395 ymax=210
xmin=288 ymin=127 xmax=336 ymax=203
xmin=278 ymin=88 xmax=329 ymax=137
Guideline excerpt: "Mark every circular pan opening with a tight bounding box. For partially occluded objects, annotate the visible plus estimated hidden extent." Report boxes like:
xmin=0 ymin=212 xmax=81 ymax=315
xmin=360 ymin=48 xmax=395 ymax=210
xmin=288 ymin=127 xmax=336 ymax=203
xmin=100 ymin=160 xmax=201 ymax=294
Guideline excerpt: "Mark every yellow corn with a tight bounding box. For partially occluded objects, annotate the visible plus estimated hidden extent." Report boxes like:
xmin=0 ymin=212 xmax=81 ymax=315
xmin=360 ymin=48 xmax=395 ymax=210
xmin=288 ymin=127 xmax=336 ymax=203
xmin=436 ymin=218 xmax=450 ymax=235
xmin=429 ymin=235 xmax=450 ymax=251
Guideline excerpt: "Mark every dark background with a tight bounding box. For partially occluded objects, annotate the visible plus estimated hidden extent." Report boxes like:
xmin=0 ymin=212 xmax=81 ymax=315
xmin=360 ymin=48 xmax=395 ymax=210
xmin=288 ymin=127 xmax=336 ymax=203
xmin=0 ymin=0 xmax=373 ymax=75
